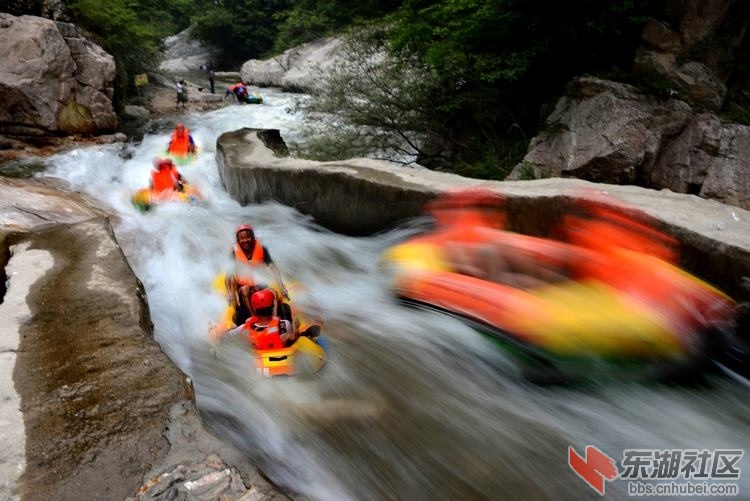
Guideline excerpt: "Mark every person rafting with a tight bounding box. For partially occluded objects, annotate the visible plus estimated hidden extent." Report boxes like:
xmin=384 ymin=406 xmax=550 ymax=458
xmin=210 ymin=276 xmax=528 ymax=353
xmin=150 ymin=157 xmax=184 ymax=193
xmin=226 ymin=224 xmax=290 ymax=323
xmin=225 ymin=288 xmax=298 ymax=349
xmin=166 ymin=122 xmax=197 ymax=159
xmin=225 ymin=82 xmax=247 ymax=103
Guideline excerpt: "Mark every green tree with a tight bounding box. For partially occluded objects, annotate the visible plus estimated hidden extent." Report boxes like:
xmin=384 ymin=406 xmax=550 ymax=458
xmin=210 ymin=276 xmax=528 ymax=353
xmin=191 ymin=0 xmax=291 ymax=64
xmin=67 ymin=0 xmax=191 ymax=106
xmin=272 ymin=0 xmax=402 ymax=52
xmin=381 ymin=0 xmax=656 ymax=173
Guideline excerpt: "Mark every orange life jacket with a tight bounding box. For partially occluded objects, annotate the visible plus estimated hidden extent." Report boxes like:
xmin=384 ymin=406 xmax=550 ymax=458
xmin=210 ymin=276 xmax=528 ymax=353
xmin=228 ymin=83 xmax=243 ymax=92
xmin=244 ymin=316 xmax=283 ymax=350
xmin=233 ymin=241 xmax=265 ymax=287
xmin=151 ymin=167 xmax=179 ymax=192
xmin=168 ymin=129 xmax=191 ymax=156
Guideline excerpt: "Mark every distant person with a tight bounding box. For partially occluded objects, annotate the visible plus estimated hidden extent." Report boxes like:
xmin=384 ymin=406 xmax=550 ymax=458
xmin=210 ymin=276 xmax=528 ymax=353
xmin=176 ymin=79 xmax=187 ymax=107
xmin=207 ymin=64 xmax=215 ymax=94
xmin=226 ymin=82 xmax=252 ymax=103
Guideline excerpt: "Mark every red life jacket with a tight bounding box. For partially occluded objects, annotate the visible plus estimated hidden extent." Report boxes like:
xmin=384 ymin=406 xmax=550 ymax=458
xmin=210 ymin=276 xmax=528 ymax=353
xmin=151 ymin=167 xmax=179 ymax=192
xmin=244 ymin=316 xmax=283 ymax=350
xmin=233 ymin=241 xmax=265 ymax=287
xmin=168 ymin=129 xmax=191 ymax=156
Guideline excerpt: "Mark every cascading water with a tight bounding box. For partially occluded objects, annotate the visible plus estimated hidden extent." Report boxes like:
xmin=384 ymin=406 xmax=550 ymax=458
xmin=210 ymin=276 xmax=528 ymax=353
xmin=38 ymin=88 xmax=750 ymax=500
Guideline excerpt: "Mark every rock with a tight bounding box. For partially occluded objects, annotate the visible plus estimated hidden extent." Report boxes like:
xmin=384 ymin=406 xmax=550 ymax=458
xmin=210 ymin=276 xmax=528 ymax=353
xmin=216 ymin=127 xmax=750 ymax=302
xmin=665 ymin=0 xmax=734 ymax=47
xmin=639 ymin=20 xmax=682 ymax=53
xmin=123 ymin=105 xmax=151 ymax=121
xmin=2 ymin=209 xmax=287 ymax=499
xmin=507 ymin=77 xmax=692 ymax=184
xmin=57 ymin=99 xmax=96 ymax=134
xmin=0 ymin=176 xmax=109 ymax=231
xmin=649 ymin=113 xmax=722 ymax=192
xmin=631 ymin=3 xmax=746 ymax=110
xmin=0 ymin=14 xmax=117 ymax=136
xmin=159 ymin=28 xmax=217 ymax=73
xmin=201 ymin=94 xmax=224 ymax=103
xmin=633 ymin=47 xmax=677 ymax=77
xmin=671 ymin=61 xmax=727 ymax=111
xmin=240 ymin=37 xmax=343 ymax=92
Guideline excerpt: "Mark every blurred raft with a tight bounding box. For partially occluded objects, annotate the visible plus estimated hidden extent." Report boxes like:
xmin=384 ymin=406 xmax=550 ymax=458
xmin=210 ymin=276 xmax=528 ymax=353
xmin=382 ymin=189 xmax=741 ymax=384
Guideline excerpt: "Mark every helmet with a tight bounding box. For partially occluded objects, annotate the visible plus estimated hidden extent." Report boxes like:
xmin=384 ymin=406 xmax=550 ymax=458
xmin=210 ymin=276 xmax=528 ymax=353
xmin=235 ymin=224 xmax=254 ymax=237
xmin=175 ymin=122 xmax=185 ymax=129
xmin=153 ymin=157 xmax=173 ymax=169
xmin=251 ymin=289 xmax=275 ymax=311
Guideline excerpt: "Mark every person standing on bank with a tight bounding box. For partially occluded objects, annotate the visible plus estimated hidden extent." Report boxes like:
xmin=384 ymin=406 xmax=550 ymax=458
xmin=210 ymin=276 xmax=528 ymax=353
xmin=207 ymin=64 xmax=215 ymax=94
xmin=176 ymin=79 xmax=187 ymax=107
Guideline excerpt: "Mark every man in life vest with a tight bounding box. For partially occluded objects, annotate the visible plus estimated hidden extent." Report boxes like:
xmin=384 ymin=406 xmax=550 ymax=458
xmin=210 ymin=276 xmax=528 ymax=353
xmin=226 ymin=289 xmax=297 ymax=349
xmin=166 ymin=122 xmax=197 ymax=158
xmin=226 ymin=224 xmax=290 ymax=324
xmin=150 ymin=157 xmax=184 ymax=193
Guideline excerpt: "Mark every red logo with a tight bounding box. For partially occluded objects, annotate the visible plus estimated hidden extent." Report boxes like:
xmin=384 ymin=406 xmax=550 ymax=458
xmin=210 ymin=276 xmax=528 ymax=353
xmin=569 ymin=445 xmax=618 ymax=495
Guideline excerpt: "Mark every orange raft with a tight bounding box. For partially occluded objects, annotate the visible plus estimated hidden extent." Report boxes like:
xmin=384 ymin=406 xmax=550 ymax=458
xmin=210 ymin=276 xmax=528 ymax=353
xmin=131 ymin=183 xmax=202 ymax=212
xmin=382 ymin=190 xmax=739 ymax=381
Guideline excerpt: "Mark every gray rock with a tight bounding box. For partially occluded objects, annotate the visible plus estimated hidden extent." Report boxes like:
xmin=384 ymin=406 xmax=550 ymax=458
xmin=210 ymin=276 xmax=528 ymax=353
xmin=649 ymin=113 xmax=749 ymax=210
xmin=0 ymin=13 xmax=117 ymax=135
xmin=123 ymin=105 xmax=151 ymax=121
xmin=240 ymin=37 xmax=343 ymax=92
xmin=159 ymin=28 xmax=217 ymax=73
xmin=671 ymin=61 xmax=727 ymax=111
xmin=201 ymin=94 xmax=225 ymax=103
xmin=0 ymin=176 xmax=109 ymax=231
xmin=508 ymin=77 xmax=692 ymax=184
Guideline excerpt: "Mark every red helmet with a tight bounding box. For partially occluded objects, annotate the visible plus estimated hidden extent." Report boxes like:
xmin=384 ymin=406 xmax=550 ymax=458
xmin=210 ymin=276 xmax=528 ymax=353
xmin=251 ymin=289 xmax=275 ymax=311
xmin=153 ymin=157 xmax=173 ymax=169
xmin=235 ymin=224 xmax=254 ymax=237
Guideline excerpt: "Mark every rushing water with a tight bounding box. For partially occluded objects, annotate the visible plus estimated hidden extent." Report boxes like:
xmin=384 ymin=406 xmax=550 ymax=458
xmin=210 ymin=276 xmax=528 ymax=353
xmin=37 ymin=88 xmax=750 ymax=500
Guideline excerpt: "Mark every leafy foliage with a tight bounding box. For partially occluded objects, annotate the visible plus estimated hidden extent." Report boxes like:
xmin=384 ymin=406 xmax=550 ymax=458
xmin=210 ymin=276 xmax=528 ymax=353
xmin=388 ymin=0 xmax=656 ymax=151
xmin=293 ymin=26 xmax=450 ymax=165
xmin=66 ymin=0 xmax=191 ymax=106
xmin=272 ymin=0 xmax=402 ymax=52
xmin=190 ymin=0 xmax=290 ymax=64
xmin=4 ymin=0 xmax=44 ymax=16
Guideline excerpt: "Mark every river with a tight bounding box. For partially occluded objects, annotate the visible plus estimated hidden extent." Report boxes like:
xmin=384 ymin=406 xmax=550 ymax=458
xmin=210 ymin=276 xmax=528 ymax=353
xmin=32 ymin=88 xmax=750 ymax=500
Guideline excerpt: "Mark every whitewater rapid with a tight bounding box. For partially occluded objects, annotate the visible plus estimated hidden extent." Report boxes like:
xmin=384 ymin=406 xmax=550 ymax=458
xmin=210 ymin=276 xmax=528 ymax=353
xmin=36 ymin=89 xmax=750 ymax=500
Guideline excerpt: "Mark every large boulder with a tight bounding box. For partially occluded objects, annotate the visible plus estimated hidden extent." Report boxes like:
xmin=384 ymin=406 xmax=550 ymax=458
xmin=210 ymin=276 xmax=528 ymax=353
xmin=649 ymin=113 xmax=750 ymax=209
xmin=0 ymin=14 xmax=116 ymax=136
xmin=508 ymin=77 xmax=750 ymax=211
xmin=633 ymin=1 xmax=748 ymax=111
xmin=158 ymin=28 xmax=218 ymax=73
xmin=240 ymin=37 xmax=343 ymax=92
xmin=507 ymin=77 xmax=692 ymax=184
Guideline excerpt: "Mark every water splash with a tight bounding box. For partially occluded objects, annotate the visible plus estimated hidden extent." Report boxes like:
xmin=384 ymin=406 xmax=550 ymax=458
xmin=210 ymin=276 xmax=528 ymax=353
xmin=37 ymin=90 xmax=750 ymax=500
